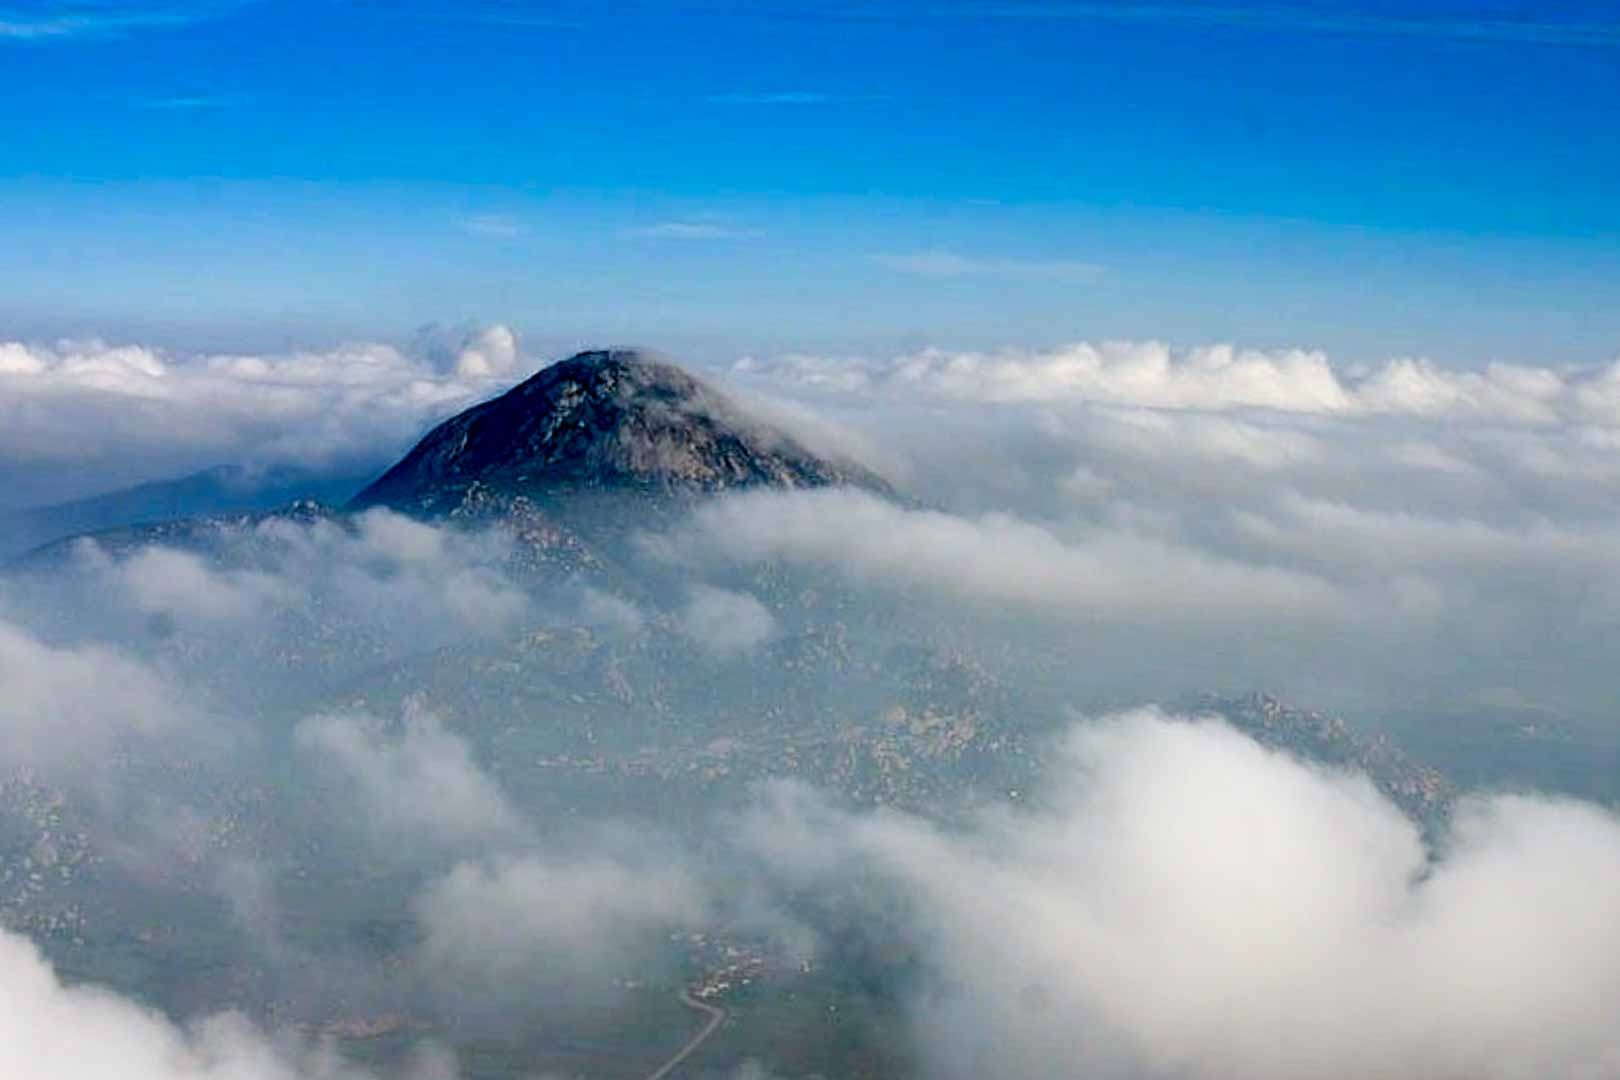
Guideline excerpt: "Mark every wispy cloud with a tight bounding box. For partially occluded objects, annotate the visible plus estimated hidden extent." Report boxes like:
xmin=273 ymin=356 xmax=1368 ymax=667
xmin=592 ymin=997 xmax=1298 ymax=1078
xmin=0 ymin=2 xmax=246 ymax=41
xmin=132 ymin=94 xmax=237 ymax=110
xmin=392 ymin=4 xmax=583 ymax=31
xmin=913 ymin=3 xmax=1620 ymax=49
xmin=708 ymin=91 xmax=836 ymax=106
xmin=461 ymin=214 xmax=528 ymax=239
xmin=871 ymin=249 xmax=1102 ymax=281
xmin=631 ymin=221 xmax=765 ymax=241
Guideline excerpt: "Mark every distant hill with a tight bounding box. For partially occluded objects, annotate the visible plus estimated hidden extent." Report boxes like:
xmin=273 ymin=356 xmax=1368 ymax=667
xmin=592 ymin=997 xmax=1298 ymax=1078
xmin=0 ymin=464 xmax=371 ymax=562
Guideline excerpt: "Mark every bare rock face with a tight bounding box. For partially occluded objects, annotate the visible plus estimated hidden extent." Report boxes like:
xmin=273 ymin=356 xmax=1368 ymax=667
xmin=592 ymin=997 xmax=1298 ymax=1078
xmin=350 ymin=348 xmax=884 ymax=513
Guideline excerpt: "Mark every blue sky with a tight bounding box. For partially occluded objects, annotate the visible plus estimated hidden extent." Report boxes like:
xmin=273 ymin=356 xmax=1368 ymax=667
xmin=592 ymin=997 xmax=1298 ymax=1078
xmin=2 ymin=0 xmax=1618 ymax=364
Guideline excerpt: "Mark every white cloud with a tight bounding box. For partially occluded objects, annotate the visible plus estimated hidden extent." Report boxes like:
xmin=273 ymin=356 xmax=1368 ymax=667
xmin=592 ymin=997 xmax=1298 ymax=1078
xmin=347 ymin=507 xmax=448 ymax=563
xmin=631 ymin=221 xmax=764 ymax=241
xmin=917 ymin=3 xmax=1620 ymax=49
xmin=677 ymin=584 xmax=777 ymax=656
xmin=712 ymin=338 xmax=1620 ymax=712
xmin=870 ymin=250 xmax=1103 ymax=281
xmin=69 ymin=508 xmax=533 ymax=646
xmin=661 ymin=488 xmax=1353 ymax=626
xmin=133 ymin=95 xmax=238 ymax=110
xmin=294 ymin=700 xmax=525 ymax=846
xmin=743 ymin=711 xmax=1620 ymax=1080
xmin=1356 ymin=357 xmax=1568 ymax=423
xmin=86 ymin=543 xmax=290 ymax=624
xmin=740 ymin=341 xmax=1620 ymax=423
xmin=324 ymin=509 xmax=533 ymax=634
xmin=0 ymin=926 xmax=456 ymax=1080
xmin=415 ymin=849 xmax=708 ymax=987
xmin=447 ymin=324 xmax=520 ymax=378
xmin=0 ymin=329 xmax=525 ymax=501
xmin=708 ymin=91 xmax=834 ymax=105
xmin=576 ymin=586 xmax=646 ymax=636
xmin=0 ymin=617 xmax=191 ymax=779
xmin=743 ymin=341 xmax=1352 ymax=410
xmin=459 ymin=214 xmax=527 ymax=240
xmin=0 ymin=3 xmax=236 ymax=40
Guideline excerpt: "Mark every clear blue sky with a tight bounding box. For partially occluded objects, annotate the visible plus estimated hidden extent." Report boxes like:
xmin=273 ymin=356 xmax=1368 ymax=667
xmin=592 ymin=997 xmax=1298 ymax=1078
xmin=3 ymin=0 xmax=1618 ymax=365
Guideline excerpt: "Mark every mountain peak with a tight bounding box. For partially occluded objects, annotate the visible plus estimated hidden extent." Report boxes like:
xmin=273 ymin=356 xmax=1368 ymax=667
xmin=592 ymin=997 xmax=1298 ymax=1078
xmin=350 ymin=348 xmax=884 ymax=511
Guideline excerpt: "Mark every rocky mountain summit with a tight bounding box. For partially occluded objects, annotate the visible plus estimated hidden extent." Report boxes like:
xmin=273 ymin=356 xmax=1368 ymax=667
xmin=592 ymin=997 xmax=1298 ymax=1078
xmin=350 ymin=348 xmax=886 ymax=514
xmin=8 ymin=348 xmax=887 ymax=572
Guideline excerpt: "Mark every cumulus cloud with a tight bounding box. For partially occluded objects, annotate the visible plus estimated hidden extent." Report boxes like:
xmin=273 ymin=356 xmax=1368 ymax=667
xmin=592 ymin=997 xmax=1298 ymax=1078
xmin=742 ymin=711 xmax=1620 ymax=1080
xmin=0 ymin=617 xmax=192 ymax=779
xmin=740 ymin=341 xmax=1353 ymax=411
xmin=677 ymin=584 xmax=778 ymax=656
xmin=716 ymin=336 xmax=1620 ymax=713
xmin=66 ymin=508 xmax=533 ymax=650
xmin=81 ymin=543 xmax=291 ymax=625
xmin=6 ymin=321 xmax=1620 ymax=1078
xmin=576 ymin=585 xmax=646 ymax=637
xmin=739 ymin=341 xmax=1620 ymax=423
xmin=456 ymin=326 xmax=520 ymax=378
xmin=661 ymin=489 xmax=1354 ymax=626
xmin=294 ymin=701 xmax=525 ymax=847
xmin=0 ymin=329 xmax=526 ymax=505
xmin=414 ymin=848 xmax=709 ymax=989
xmin=0 ymin=927 xmax=456 ymax=1080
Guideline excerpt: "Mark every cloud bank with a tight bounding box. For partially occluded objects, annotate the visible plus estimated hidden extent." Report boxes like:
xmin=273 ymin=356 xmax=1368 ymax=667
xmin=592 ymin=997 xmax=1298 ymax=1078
xmin=663 ymin=488 xmax=1355 ymax=625
xmin=0 ymin=327 xmax=524 ymax=506
xmin=0 ymin=928 xmax=457 ymax=1080
xmin=0 ymin=617 xmax=193 ymax=781
xmin=4 ymin=326 xmax=1620 ymax=1077
xmin=415 ymin=848 xmax=709 ymax=992
xmin=738 ymin=340 xmax=1620 ymax=420
xmin=743 ymin=711 xmax=1620 ymax=1080
xmin=66 ymin=507 xmax=533 ymax=645
xmin=720 ymin=338 xmax=1620 ymax=714
xmin=295 ymin=701 xmax=526 ymax=848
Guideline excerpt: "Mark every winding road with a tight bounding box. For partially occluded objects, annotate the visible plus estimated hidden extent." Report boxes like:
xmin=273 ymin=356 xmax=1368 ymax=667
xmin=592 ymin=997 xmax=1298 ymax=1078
xmin=641 ymin=990 xmax=728 ymax=1080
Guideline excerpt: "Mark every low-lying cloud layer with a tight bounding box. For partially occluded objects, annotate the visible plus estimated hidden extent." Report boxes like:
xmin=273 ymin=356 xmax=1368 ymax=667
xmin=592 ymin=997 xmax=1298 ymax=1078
xmin=744 ymin=711 xmax=1620 ymax=1080
xmin=0 ymin=928 xmax=458 ymax=1080
xmin=295 ymin=702 xmax=527 ymax=848
xmin=59 ymin=507 xmax=533 ymax=648
xmin=0 ymin=617 xmax=194 ymax=782
xmin=0 ymin=326 xmax=522 ymax=507
xmin=4 ymin=329 xmax=1620 ymax=1076
xmin=416 ymin=850 xmax=709 ymax=992
xmin=664 ymin=488 xmax=1355 ymax=624
xmin=678 ymin=584 xmax=778 ymax=656
xmin=720 ymin=339 xmax=1620 ymax=715
xmin=738 ymin=340 xmax=1620 ymax=421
